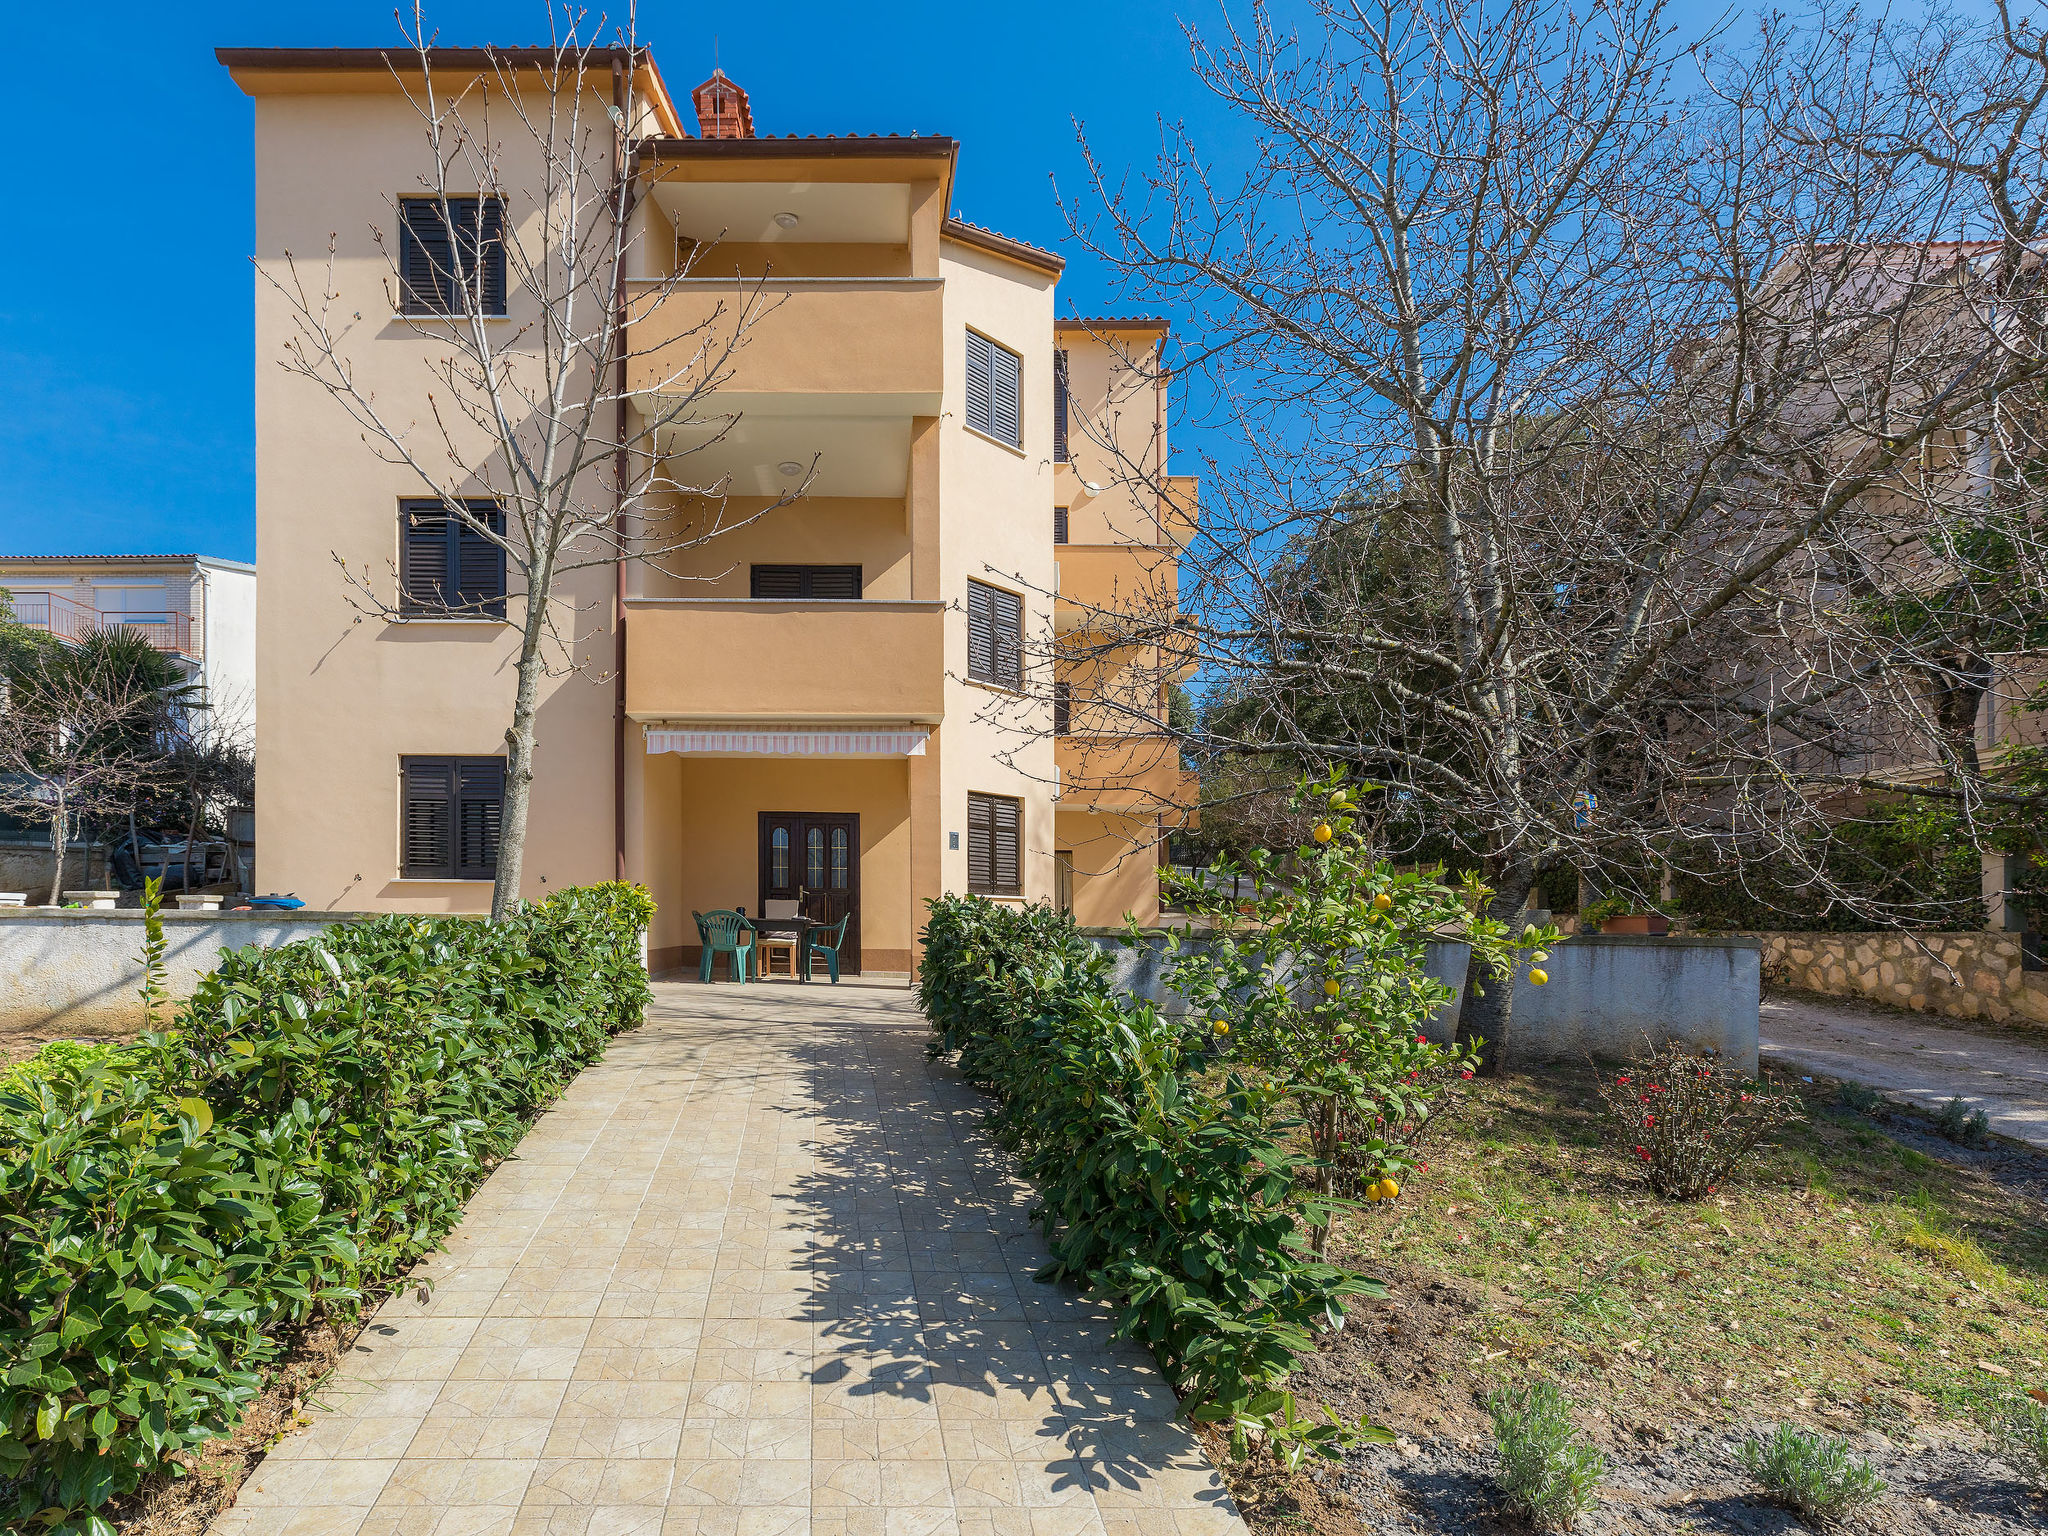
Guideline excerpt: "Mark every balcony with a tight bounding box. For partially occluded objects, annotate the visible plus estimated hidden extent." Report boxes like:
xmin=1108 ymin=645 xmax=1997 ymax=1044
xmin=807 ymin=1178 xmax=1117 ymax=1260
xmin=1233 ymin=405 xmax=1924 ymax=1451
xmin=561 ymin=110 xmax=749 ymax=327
xmin=1058 ymin=733 xmax=1199 ymax=818
xmin=624 ymin=599 xmax=945 ymax=723
xmin=6 ymin=589 xmax=196 ymax=657
xmin=625 ymin=279 xmax=943 ymax=409
xmin=1055 ymin=544 xmax=1180 ymax=633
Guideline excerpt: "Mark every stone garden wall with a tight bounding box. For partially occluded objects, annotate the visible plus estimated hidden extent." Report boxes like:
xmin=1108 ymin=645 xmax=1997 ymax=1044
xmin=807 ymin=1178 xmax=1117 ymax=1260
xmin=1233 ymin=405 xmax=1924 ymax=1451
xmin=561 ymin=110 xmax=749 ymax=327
xmin=1757 ymin=930 xmax=2048 ymax=1028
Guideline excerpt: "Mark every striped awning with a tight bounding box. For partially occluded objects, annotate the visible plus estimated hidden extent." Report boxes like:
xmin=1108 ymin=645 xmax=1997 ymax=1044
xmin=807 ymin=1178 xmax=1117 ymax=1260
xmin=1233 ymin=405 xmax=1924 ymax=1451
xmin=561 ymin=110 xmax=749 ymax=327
xmin=645 ymin=727 xmax=929 ymax=758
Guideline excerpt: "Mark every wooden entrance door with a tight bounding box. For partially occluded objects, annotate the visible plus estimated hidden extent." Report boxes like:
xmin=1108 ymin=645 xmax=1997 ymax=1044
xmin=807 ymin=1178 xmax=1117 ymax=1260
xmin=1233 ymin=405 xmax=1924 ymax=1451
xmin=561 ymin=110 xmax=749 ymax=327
xmin=758 ymin=812 xmax=861 ymax=973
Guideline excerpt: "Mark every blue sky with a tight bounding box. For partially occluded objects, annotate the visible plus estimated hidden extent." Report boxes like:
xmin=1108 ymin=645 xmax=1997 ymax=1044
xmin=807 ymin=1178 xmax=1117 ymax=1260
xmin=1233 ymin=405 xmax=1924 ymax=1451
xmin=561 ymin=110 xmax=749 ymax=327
xmin=0 ymin=0 xmax=1762 ymax=563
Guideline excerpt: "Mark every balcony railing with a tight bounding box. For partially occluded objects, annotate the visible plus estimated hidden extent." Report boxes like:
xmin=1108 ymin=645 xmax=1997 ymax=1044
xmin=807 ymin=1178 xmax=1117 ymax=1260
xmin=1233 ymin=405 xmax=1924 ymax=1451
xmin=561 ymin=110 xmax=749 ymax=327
xmin=5 ymin=589 xmax=196 ymax=657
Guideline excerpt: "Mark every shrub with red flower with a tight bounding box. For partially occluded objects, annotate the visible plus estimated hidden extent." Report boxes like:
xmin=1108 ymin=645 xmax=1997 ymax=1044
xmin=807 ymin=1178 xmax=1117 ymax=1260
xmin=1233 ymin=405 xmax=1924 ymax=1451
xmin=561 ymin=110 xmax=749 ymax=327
xmin=1595 ymin=1042 xmax=1802 ymax=1200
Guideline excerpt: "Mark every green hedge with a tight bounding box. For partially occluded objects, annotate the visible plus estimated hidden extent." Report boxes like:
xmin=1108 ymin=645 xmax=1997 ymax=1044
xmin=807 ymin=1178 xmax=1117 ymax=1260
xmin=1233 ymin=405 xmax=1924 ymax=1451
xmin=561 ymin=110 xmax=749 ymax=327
xmin=0 ymin=882 xmax=653 ymax=1535
xmin=918 ymin=895 xmax=1383 ymax=1460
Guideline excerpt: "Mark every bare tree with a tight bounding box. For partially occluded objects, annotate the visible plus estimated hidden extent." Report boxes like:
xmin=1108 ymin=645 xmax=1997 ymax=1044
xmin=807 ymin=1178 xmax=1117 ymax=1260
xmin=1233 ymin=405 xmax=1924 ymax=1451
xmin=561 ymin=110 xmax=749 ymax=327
xmin=0 ymin=634 xmax=187 ymax=903
xmin=1047 ymin=0 xmax=2048 ymax=1066
xmin=264 ymin=4 xmax=804 ymax=920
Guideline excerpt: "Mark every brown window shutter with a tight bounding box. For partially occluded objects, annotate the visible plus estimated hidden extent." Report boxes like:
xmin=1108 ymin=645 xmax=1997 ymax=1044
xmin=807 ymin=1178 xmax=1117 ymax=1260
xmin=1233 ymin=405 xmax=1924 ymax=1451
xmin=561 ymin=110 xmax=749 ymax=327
xmin=1053 ymin=506 xmax=1068 ymax=545
xmin=401 ymin=757 xmax=455 ymax=878
xmin=1053 ymin=350 xmax=1069 ymax=462
xmin=456 ymin=758 xmax=505 ymax=879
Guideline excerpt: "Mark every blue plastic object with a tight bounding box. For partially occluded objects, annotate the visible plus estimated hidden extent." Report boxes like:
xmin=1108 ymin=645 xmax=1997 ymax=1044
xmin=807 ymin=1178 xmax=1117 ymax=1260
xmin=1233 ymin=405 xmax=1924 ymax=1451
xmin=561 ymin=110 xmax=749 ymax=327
xmin=247 ymin=893 xmax=306 ymax=910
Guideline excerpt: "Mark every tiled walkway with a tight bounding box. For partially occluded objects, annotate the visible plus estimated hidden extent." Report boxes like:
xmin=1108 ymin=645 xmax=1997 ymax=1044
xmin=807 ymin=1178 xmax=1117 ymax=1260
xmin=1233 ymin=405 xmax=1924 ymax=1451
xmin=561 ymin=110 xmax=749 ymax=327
xmin=214 ymin=978 xmax=1245 ymax=1536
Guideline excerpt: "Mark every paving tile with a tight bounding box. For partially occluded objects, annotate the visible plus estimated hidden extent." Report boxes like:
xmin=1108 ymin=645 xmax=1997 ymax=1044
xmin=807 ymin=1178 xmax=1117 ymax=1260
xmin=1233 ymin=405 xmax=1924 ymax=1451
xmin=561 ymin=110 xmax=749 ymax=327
xmin=208 ymin=984 xmax=1246 ymax=1536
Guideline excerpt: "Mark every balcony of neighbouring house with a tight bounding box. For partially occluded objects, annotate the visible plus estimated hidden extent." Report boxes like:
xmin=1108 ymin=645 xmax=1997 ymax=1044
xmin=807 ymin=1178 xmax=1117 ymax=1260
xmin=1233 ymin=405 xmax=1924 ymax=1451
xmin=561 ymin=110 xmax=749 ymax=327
xmin=1055 ymin=544 xmax=1181 ymax=633
xmin=1057 ymin=733 xmax=1199 ymax=820
xmin=5 ymin=588 xmax=197 ymax=658
xmin=623 ymin=597 xmax=945 ymax=725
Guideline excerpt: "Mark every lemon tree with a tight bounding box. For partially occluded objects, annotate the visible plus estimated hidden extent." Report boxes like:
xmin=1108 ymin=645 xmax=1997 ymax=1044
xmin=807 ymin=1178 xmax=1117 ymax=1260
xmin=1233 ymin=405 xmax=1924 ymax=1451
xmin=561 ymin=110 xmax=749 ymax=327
xmin=1147 ymin=773 xmax=1552 ymax=1249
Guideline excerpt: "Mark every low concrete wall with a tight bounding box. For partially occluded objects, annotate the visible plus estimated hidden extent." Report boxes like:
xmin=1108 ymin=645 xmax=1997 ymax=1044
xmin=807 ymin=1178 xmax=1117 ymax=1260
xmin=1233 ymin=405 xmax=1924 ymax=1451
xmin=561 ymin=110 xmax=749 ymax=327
xmin=1757 ymin=930 xmax=2048 ymax=1029
xmin=1087 ymin=931 xmax=1760 ymax=1073
xmin=0 ymin=909 xmax=356 ymax=1032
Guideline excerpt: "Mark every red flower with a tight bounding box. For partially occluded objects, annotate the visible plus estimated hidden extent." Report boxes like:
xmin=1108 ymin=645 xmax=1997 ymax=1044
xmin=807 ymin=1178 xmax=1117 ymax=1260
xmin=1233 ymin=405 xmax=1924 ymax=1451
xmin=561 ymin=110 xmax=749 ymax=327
xmin=1617 ymin=1075 xmax=1632 ymax=1084
xmin=1636 ymin=1147 xmax=1651 ymax=1160
xmin=1415 ymin=1035 xmax=1428 ymax=1045
xmin=1459 ymin=1069 xmax=1474 ymax=1080
xmin=1644 ymin=1115 xmax=1655 ymax=1126
xmin=1740 ymin=1093 xmax=1751 ymax=1102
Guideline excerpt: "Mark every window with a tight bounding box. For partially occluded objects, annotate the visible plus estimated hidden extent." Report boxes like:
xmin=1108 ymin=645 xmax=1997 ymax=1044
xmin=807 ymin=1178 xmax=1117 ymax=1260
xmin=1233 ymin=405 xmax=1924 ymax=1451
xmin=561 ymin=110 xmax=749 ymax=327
xmin=1052 ymin=349 xmax=1070 ymax=462
xmin=1053 ymin=680 xmax=1071 ymax=735
xmin=401 ymin=500 xmax=507 ymax=617
xmin=966 ymin=579 xmax=1023 ymax=689
xmin=967 ymin=792 xmax=1022 ymax=896
xmin=398 ymin=196 xmax=508 ymax=317
xmin=965 ymin=329 xmax=1022 ymax=448
xmin=1053 ymin=506 xmax=1069 ymax=545
xmin=400 ymin=756 xmax=504 ymax=880
xmin=750 ymin=565 xmax=862 ymax=600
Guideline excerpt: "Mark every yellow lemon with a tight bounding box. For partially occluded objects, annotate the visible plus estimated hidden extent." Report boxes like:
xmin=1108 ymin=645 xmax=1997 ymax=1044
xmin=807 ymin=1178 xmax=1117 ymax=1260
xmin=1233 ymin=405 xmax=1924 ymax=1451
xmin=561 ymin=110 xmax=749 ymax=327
xmin=1323 ymin=978 xmax=1341 ymax=997
xmin=1312 ymin=823 xmax=1334 ymax=843
xmin=1373 ymin=892 xmax=1394 ymax=912
xmin=1211 ymin=1020 xmax=1230 ymax=1036
xmin=1380 ymin=1177 xmax=1399 ymax=1200
xmin=1529 ymin=967 xmax=1549 ymax=986
xmin=1365 ymin=1180 xmax=1387 ymax=1202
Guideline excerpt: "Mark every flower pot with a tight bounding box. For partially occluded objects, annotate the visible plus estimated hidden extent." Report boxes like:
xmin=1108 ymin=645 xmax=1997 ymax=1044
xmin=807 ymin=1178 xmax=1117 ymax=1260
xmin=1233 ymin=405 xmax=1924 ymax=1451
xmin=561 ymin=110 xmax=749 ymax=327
xmin=62 ymin=890 xmax=121 ymax=910
xmin=1600 ymin=913 xmax=1669 ymax=936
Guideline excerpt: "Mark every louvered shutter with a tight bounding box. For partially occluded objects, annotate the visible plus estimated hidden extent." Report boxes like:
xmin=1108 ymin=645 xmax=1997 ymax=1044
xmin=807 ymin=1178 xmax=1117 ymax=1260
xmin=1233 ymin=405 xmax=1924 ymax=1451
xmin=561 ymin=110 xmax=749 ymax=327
xmin=400 ymin=200 xmax=456 ymax=314
xmin=454 ymin=502 xmax=506 ymax=616
xmin=751 ymin=566 xmax=805 ymax=599
xmin=989 ymin=343 xmax=1022 ymax=448
xmin=965 ymin=330 xmax=993 ymax=437
xmin=807 ymin=566 xmax=862 ymax=600
xmin=478 ymin=198 xmax=507 ymax=316
xmin=990 ymin=584 xmax=1023 ymax=688
xmin=1053 ymin=506 xmax=1068 ymax=545
xmin=1052 ymin=349 xmax=1070 ymax=461
xmin=990 ymin=796 xmax=1021 ymax=893
xmin=456 ymin=758 xmax=504 ymax=879
xmin=401 ymin=757 xmax=455 ymax=878
xmin=1053 ymin=681 xmax=1071 ymax=734
xmin=400 ymin=502 xmax=451 ymax=613
xmin=967 ymin=580 xmax=996 ymax=683
xmin=966 ymin=793 xmax=994 ymax=892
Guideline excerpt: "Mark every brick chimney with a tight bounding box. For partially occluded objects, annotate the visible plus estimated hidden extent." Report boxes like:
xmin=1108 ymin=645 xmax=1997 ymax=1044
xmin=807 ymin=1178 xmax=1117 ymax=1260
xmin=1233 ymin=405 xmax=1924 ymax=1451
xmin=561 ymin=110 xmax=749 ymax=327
xmin=692 ymin=69 xmax=754 ymax=139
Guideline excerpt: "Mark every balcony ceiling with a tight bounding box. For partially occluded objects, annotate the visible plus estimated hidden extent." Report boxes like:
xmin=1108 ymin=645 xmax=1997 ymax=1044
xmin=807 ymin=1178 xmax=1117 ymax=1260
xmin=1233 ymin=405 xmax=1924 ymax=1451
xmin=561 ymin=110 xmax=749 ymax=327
xmin=646 ymin=399 xmax=912 ymax=498
xmin=652 ymin=181 xmax=912 ymax=245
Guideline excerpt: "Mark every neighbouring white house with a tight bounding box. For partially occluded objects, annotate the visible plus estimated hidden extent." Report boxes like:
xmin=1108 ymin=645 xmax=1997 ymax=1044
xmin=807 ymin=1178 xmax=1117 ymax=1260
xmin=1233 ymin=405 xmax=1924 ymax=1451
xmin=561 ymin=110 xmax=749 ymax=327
xmin=0 ymin=554 xmax=257 ymax=731
xmin=0 ymin=554 xmax=258 ymax=899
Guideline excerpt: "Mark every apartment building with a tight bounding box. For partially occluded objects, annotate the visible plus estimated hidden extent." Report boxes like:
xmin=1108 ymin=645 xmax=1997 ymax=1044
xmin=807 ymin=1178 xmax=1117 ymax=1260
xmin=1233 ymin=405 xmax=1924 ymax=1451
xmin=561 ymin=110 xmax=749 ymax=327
xmin=221 ymin=45 xmax=1195 ymax=973
xmin=0 ymin=554 xmax=257 ymax=728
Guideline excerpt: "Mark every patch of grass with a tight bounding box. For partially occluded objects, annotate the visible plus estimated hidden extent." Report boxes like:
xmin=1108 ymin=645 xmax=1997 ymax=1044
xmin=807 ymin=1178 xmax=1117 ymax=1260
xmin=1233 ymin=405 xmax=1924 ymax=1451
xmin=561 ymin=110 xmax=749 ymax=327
xmin=1486 ymin=1379 xmax=1604 ymax=1532
xmin=1328 ymin=1061 xmax=2048 ymax=1432
xmin=1737 ymin=1424 xmax=1886 ymax=1525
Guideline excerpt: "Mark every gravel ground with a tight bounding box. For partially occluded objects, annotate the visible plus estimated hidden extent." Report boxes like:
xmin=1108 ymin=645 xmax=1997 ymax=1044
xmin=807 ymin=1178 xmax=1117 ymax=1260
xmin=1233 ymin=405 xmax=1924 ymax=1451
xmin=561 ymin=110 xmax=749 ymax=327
xmin=1319 ymin=1420 xmax=2045 ymax=1534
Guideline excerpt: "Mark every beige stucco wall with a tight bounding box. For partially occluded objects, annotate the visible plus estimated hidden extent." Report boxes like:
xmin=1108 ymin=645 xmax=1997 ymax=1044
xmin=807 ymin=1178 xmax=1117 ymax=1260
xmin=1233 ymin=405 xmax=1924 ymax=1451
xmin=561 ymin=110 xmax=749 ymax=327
xmin=1760 ymin=930 xmax=2048 ymax=1028
xmin=936 ymin=243 xmax=1059 ymax=910
xmin=1057 ymin=808 xmax=1162 ymax=928
xmin=635 ymin=496 xmax=911 ymax=599
xmin=642 ymin=756 xmax=913 ymax=975
xmin=246 ymin=87 xmax=621 ymax=912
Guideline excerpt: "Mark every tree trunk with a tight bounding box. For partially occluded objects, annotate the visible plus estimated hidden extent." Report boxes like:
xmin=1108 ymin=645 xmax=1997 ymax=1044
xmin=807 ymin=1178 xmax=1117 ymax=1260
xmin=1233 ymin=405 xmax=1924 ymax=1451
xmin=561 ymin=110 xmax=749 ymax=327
xmin=490 ymin=605 xmax=551 ymax=922
xmin=47 ymin=782 xmax=67 ymax=906
xmin=1456 ymin=862 xmax=1538 ymax=1076
xmin=184 ymin=791 xmax=202 ymax=893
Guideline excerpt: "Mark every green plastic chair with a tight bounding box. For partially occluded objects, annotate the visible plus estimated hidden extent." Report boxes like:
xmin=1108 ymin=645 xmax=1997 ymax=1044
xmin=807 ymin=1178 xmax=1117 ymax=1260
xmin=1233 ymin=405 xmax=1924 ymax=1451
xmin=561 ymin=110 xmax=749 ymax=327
xmin=699 ymin=909 xmax=755 ymax=983
xmin=805 ymin=914 xmax=851 ymax=983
